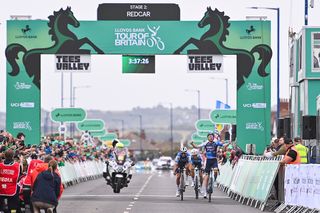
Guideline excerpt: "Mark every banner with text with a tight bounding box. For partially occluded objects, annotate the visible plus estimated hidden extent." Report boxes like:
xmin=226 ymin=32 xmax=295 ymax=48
xmin=55 ymin=55 xmax=91 ymax=72
xmin=6 ymin=9 xmax=271 ymax=149
xmin=187 ymin=55 xmax=223 ymax=73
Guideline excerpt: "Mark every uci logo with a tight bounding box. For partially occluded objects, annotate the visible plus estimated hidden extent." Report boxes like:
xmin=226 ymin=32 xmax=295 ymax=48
xmin=243 ymin=103 xmax=252 ymax=108
xmin=11 ymin=103 xmax=20 ymax=107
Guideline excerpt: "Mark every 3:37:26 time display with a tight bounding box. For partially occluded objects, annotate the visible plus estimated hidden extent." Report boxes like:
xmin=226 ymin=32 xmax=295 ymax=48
xmin=128 ymin=58 xmax=150 ymax=64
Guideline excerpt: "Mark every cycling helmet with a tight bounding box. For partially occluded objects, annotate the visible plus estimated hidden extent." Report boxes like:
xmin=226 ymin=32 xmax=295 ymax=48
xmin=115 ymin=142 xmax=124 ymax=148
xmin=112 ymin=139 xmax=120 ymax=148
xmin=207 ymin=132 xmax=214 ymax=137
xmin=180 ymin=147 xmax=188 ymax=153
xmin=190 ymin=148 xmax=199 ymax=156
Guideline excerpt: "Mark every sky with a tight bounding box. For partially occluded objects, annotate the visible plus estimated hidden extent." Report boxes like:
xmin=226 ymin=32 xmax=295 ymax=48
xmin=1 ymin=0 xmax=319 ymax=112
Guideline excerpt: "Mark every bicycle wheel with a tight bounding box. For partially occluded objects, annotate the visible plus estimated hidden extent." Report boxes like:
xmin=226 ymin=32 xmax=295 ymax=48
xmin=208 ymin=174 xmax=213 ymax=202
xmin=195 ymin=176 xmax=199 ymax=199
xmin=180 ymin=173 xmax=185 ymax=201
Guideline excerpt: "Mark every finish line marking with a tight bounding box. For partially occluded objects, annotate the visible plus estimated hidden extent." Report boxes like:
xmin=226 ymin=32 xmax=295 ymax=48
xmin=62 ymin=194 xmax=228 ymax=199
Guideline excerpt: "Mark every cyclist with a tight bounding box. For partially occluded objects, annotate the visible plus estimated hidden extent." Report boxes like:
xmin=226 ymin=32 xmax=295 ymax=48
xmin=191 ymin=132 xmax=223 ymax=198
xmin=188 ymin=148 xmax=203 ymax=189
xmin=173 ymin=147 xmax=191 ymax=197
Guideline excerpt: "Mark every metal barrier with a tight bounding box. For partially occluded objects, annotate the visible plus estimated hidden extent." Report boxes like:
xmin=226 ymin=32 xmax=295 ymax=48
xmin=59 ymin=161 xmax=105 ymax=187
xmin=217 ymin=155 xmax=282 ymax=211
xmin=274 ymin=164 xmax=320 ymax=213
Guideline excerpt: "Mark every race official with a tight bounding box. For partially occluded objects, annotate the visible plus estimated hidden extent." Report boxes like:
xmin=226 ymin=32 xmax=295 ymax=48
xmin=294 ymin=137 xmax=308 ymax=164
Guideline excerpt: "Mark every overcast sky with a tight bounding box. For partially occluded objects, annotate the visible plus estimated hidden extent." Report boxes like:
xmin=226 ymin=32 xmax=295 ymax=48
xmin=0 ymin=0 xmax=318 ymax=112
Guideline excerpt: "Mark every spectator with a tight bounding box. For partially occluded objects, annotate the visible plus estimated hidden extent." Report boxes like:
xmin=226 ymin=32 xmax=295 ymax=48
xmin=0 ymin=149 xmax=22 ymax=213
xmin=280 ymin=138 xmax=301 ymax=165
xmin=264 ymin=137 xmax=286 ymax=158
xmin=22 ymin=153 xmax=43 ymax=212
xmin=31 ymin=160 xmax=61 ymax=213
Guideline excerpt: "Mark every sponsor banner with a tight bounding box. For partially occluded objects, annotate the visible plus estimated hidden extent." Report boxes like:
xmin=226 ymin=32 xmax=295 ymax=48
xmin=195 ymin=119 xmax=215 ymax=131
xmin=90 ymin=129 xmax=106 ymax=137
xmin=191 ymin=133 xmax=207 ymax=143
xmin=242 ymin=102 xmax=267 ymax=109
xmin=197 ymin=130 xmax=211 ymax=137
xmin=122 ymin=55 xmax=155 ymax=73
xmin=77 ymin=119 xmax=105 ymax=131
xmin=100 ymin=133 xmax=117 ymax=141
xmin=97 ymin=3 xmax=180 ymax=21
xmin=120 ymin=139 xmax=131 ymax=147
xmin=6 ymin=11 xmax=271 ymax=151
xmin=12 ymin=121 xmax=32 ymax=132
xmin=50 ymin=108 xmax=86 ymax=123
xmin=55 ymin=55 xmax=91 ymax=72
xmin=14 ymin=82 xmax=32 ymax=90
xmin=210 ymin=109 xmax=236 ymax=124
xmin=246 ymin=82 xmax=263 ymax=91
xmin=187 ymin=55 xmax=223 ymax=73
xmin=10 ymin=102 xmax=35 ymax=108
xmin=245 ymin=122 xmax=265 ymax=131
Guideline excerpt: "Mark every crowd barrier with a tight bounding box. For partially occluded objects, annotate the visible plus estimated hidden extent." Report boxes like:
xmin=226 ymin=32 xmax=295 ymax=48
xmin=217 ymin=155 xmax=282 ymax=211
xmin=58 ymin=161 xmax=105 ymax=187
xmin=274 ymin=164 xmax=320 ymax=213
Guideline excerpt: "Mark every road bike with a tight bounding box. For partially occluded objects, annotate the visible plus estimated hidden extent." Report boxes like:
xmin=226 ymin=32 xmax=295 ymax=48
xmin=207 ymin=168 xmax=214 ymax=202
xmin=179 ymin=167 xmax=186 ymax=201
xmin=194 ymin=167 xmax=201 ymax=199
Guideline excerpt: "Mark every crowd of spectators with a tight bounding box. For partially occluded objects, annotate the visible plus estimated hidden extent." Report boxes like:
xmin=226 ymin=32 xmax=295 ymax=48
xmin=0 ymin=130 xmax=110 ymax=213
xmin=0 ymin=130 xmax=108 ymax=166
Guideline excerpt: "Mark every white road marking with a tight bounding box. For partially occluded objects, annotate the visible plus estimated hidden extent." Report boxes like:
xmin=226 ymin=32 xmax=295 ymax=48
xmin=126 ymin=208 xmax=131 ymax=210
xmin=135 ymin=174 xmax=153 ymax=197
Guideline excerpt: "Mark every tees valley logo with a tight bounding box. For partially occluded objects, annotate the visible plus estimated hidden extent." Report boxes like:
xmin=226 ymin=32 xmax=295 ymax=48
xmin=6 ymin=7 xmax=104 ymax=89
xmin=173 ymin=7 xmax=272 ymax=90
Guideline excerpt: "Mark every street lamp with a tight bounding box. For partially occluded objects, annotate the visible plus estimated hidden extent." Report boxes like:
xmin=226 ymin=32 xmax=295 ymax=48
xmin=210 ymin=77 xmax=229 ymax=105
xmin=70 ymin=85 xmax=90 ymax=137
xmin=185 ymin=89 xmax=201 ymax=120
xmin=72 ymin=85 xmax=91 ymax=107
xmin=248 ymin=6 xmax=280 ymax=128
xmin=112 ymin=119 xmax=125 ymax=138
xmin=160 ymin=102 xmax=174 ymax=158
xmin=130 ymin=114 xmax=143 ymax=152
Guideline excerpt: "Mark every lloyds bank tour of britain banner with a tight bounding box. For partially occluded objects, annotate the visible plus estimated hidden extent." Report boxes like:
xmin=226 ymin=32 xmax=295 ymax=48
xmin=6 ymin=7 xmax=272 ymax=153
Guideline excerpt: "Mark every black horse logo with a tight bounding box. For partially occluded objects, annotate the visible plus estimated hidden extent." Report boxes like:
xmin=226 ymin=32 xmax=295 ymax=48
xmin=6 ymin=7 xmax=104 ymax=89
xmin=174 ymin=7 xmax=272 ymax=90
xmin=21 ymin=25 xmax=31 ymax=34
xmin=246 ymin=25 xmax=255 ymax=35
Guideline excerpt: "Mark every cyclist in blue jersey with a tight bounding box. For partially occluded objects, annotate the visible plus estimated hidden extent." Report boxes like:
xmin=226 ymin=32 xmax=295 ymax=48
xmin=188 ymin=148 xmax=204 ymax=188
xmin=191 ymin=132 xmax=223 ymax=198
xmin=173 ymin=147 xmax=191 ymax=197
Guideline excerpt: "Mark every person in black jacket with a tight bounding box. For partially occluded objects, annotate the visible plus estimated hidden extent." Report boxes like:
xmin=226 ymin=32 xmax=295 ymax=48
xmin=31 ymin=160 xmax=61 ymax=213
